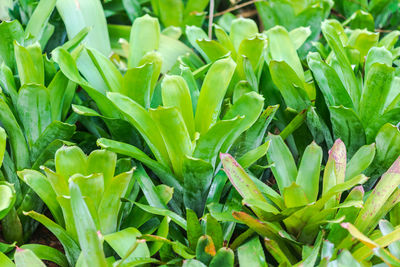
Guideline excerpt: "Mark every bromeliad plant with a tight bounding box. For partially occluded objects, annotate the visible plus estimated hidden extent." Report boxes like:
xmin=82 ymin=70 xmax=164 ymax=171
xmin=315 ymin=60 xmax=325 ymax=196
xmin=308 ymin=19 xmax=400 ymax=181
xmin=0 ymin=19 xmax=81 ymax=244
xmin=218 ymin=136 xmax=400 ymax=265
xmin=17 ymin=146 xmax=144 ymax=266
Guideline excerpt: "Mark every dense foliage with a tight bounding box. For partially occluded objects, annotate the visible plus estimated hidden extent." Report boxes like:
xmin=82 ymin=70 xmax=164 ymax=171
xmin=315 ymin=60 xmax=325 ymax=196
xmin=0 ymin=0 xmax=399 ymax=266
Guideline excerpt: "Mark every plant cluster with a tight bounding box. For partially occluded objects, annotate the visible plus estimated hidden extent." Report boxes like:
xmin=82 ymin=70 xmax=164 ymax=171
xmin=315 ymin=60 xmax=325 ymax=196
xmin=0 ymin=0 xmax=399 ymax=266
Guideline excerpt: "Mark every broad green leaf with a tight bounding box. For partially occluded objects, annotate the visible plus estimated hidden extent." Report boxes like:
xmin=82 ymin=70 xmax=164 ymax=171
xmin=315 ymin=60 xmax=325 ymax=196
xmin=122 ymin=63 xmax=153 ymax=108
xmin=104 ymin=227 xmax=150 ymax=263
xmin=186 ymin=208 xmax=202 ymax=251
xmin=150 ymin=106 xmax=192 ymax=180
xmin=266 ymin=135 xmax=297 ymax=192
xmin=296 ymin=141 xmax=322 ymax=203
xmin=359 ymin=63 xmax=394 ymax=127
xmin=209 ymin=247 xmax=234 ymax=267
xmin=55 ymin=146 xmax=88 ymax=180
xmin=289 ymin=26 xmax=312 ymax=50
xmin=269 ymin=60 xmax=310 ymax=111
xmin=183 ymin=157 xmax=213 ymax=216
xmin=0 ymin=20 xmax=24 ymax=72
xmin=14 ymin=248 xmax=46 ymax=267
xmin=267 ymin=26 xmax=305 ymax=82
xmin=365 ymin=46 xmax=392 ymax=77
xmin=17 ymin=84 xmax=51 ymax=146
xmin=0 ymin=98 xmax=30 ymax=170
xmin=70 ymin=181 xmax=107 ymax=267
xmin=87 ymin=149 xmax=116 ymax=188
xmin=237 ymin=141 xmax=270 ymax=169
xmin=129 ymin=14 xmax=160 ymax=68
xmin=56 ymin=0 xmax=111 ymax=56
xmin=345 ymin=144 xmax=376 ymax=180
xmin=86 ymin=47 xmax=123 ymax=93
xmin=221 ymin=92 xmax=265 ymax=152
xmin=195 ymin=57 xmax=236 ymax=135
xmin=70 ymin=173 xmax=104 ymax=209
xmin=230 ymin=18 xmax=258 ymax=51
xmin=14 ymin=41 xmax=44 ymax=85
xmin=0 ymin=182 xmax=15 ymax=220
xmin=25 ymin=0 xmax=57 ymax=44
xmin=158 ymin=0 xmax=183 ymax=27
xmin=237 ymin=237 xmax=267 ymax=267
xmin=19 ymin=244 xmax=68 ymax=267
xmin=162 ymin=75 xmax=195 ymax=138
xmin=205 ymin=214 xmax=223 ymax=251
xmin=98 ymin=170 xmax=133 ymax=234
xmin=0 ymin=251 xmax=14 ymax=267
xmin=196 ymin=39 xmax=229 ymax=62
xmin=283 ymin=182 xmax=309 ymax=208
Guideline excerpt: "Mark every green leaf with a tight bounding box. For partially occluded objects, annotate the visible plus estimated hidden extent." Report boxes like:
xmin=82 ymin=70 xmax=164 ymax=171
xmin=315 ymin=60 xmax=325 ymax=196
xmin=14 ymin=248 xmax=46 ymax=267
xmin=55 ymin=0 xmax=111 ymax=56
xmin=345 ymin=143 xmax=376 ymax=180
xmin=267 ymin=26 xmax=305 ymax=82
xmin=186 ymin=208 xmax=202 ymax=251
xmin=0 ymin=251 xmax=14 ymax=267
xmin=150 ymin=106 xmax=192 ymax=180
xmin=104 ymin=228 xmax=150 ymax=263
xmin=25 ymin=0 xmax=57 ymax=44
xmin=266 ymin=135 xmax=297 ymax=192
xmin=289 ymin=27 xmax=312 ymax=50
xmin=98 ymin=169 xmax=133 ymax=234
xmin=194 ymin=57 xmax=236 ymax=135
xmin=128 ymin=14 xmax=160 ymax=68
xmin=283 ymin=182 xmax=309 ymax=208
xmin=0 ymin=182 xmax=15 ymax=220
xmin=205 ymin=214 xmax=223 ymax=251
xmin=122 ymin=63 xmax=153 ymax=108
xmin=14 ymin=41 xmax=44 ymax=86
xmin=161 ymin=75 xmax=195 ymax=138
xmin=0 ymin=20 xmax=24 ymax=73
xmin=237 ymin=237 xmax=267 ymax=267
xmin=230 ymin=18 xmax=258 ymax=51
xmin=269 ymin=60 xmax=310 ymax=111
xmin=87 ymin=149 xmax=117 ymax=188
xmin=17 ymin=84 xmax=51 ymax=146
xmin=157 ymin=0 xmax=183 ymax=27
xmin=19 ymin=244 xmax=68 ymax=267
xmin=296 ymin=141 xmax=322 ymax=203
xmin=359 ymin=63 xmax=394 ymax=127
xmin=70 ymin=181 xmax=107 ymax=267
xmin=17 ymin=170 xmax=63 ymax=226
xmin=209 ymin=247 xmax=234 ymax=267
xmin=183 ymin=157 xmax=213 ymax=216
